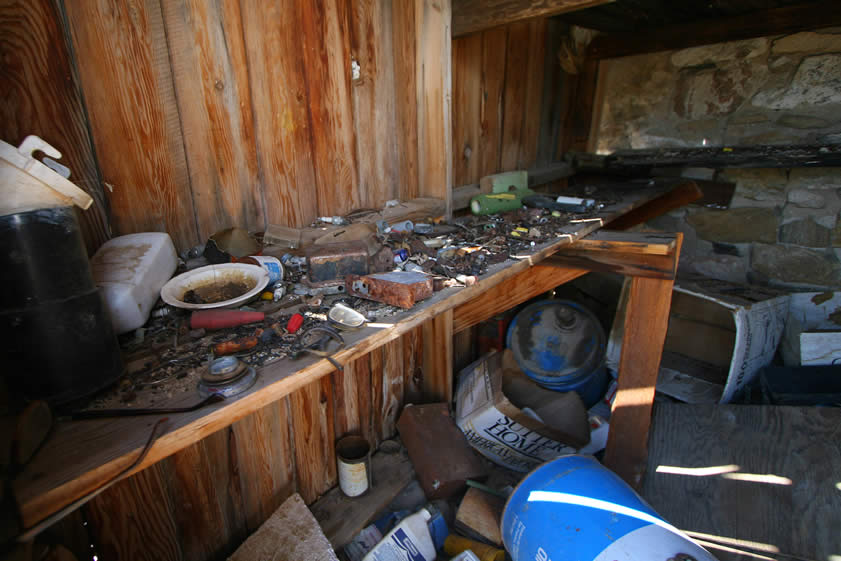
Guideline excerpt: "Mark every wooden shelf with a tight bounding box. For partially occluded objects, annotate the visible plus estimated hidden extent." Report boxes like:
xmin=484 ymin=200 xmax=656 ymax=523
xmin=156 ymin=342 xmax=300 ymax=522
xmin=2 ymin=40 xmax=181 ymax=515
xmin=13 ymin=180 xmax=688 ymax=533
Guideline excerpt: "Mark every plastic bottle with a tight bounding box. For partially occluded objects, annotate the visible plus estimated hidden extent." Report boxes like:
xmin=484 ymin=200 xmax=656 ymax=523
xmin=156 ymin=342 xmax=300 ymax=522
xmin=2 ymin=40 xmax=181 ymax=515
xmin=90 ymin=232 xmax=177 ymax=334
xmin=362 ymin=508 xmax=436 ymax=561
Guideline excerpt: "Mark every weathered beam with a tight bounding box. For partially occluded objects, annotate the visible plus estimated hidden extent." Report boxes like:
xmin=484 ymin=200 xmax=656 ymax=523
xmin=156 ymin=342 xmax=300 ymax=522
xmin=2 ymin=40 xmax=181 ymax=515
xmin=453 ymin=0 xmax=613 ymax=37
xmin=603 ymin=234 xmax=683 ymax=488
xmin=545 ymin=233 xmax=680 ymax=280
xmin=421 ymin=309 xmax=454 ymax=402
xmin=453 ymin=264 xmax=588 ymax=332
xmin=588 ymin=2 xmax=841 ymax=60
xmin=574 ymin=144 xmax=841 ymax=172
xmin=604 ymin=179 xmax=702 ymax=230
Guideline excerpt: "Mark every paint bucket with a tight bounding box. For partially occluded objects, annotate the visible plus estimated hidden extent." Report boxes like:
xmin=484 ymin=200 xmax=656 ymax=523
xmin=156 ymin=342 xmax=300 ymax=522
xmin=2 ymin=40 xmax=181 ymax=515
xmin=501 ymin=455 xmax=718 ymax=561
xmin=336 ymin=435 xmax=372 ymax=497
xmin=506 ymin=300 xmax=608 ymax=407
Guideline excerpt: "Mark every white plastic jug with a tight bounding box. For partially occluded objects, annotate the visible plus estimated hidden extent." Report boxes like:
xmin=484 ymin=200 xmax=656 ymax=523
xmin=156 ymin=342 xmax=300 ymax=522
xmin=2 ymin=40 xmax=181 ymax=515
xmin=362 ymin=508 xmax=436 ymax=561
xmin=91 ymin=233 xmax=178 ymax=333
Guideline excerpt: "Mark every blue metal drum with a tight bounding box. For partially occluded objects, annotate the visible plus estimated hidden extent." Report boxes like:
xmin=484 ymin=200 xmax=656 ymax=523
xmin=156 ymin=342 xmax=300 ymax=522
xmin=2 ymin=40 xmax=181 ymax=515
xmin=501 ymin=455 xmax=718 ymax=561
xmin=506 ymin=300 xmax=608 ymax=407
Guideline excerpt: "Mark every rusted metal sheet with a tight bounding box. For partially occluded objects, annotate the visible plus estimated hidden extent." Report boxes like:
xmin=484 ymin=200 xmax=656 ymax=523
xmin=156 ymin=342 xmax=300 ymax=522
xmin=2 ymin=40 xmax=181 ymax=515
xmin=346 ymin=272 xmax=433 ymax=309
xmin=397 ymin=403 xmax=487 ymax=499
xmin=306 ymin=241 xmax=369 ymax=284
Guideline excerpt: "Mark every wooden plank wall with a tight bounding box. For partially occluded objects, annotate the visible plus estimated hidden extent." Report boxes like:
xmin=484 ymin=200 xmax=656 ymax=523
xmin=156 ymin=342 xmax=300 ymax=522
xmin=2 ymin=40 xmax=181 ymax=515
xmin=53 ymin=328 xmax=422 ymax=561
xmin=0 ymin=0 xmax=111 ymax=255
xmin=451 ymin=18 xmax=549 ymax=187
xmin=4 ymin=0 xmax=444 ymax=253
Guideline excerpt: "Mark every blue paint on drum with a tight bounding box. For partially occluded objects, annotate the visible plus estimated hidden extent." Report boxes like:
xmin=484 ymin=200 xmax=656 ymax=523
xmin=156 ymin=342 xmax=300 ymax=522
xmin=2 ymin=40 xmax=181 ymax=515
xmin=501 ymin=455 xmax=719 ymax=561
xmin=506 ymin=300 xmax=608 ymax=407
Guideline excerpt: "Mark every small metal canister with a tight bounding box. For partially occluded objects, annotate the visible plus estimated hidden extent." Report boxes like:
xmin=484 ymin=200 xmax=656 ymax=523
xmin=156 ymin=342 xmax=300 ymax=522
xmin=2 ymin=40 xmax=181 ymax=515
xmin=336 ymin=435 xmax=372 ymax=497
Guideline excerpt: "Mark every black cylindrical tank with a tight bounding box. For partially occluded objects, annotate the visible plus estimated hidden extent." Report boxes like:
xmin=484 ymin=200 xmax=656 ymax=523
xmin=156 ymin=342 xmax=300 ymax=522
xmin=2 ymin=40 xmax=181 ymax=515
xmin=0 ymin=206 xmax=123 ymax=404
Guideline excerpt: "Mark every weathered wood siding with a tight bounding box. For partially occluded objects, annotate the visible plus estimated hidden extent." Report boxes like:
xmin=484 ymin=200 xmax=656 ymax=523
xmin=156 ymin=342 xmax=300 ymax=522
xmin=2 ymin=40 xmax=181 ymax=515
xmin=6 ymin=0 xmax=446 ymax=253
xmin=451 ymin=18 xmax=550 ymax=187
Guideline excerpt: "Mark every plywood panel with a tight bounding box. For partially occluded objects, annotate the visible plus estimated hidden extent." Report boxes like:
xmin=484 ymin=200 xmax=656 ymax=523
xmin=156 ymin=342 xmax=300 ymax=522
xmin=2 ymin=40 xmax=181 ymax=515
xmin=297 ymin=0 xmax=360 ymax=217
xmin=231 ymin=399 xmax=296 ymax=533
xmin=0 ymin=0 xmax=110 ymax=254
xmin=241 ymin=0 xmax=317 ymax=228
xmin=63 ymin=0 xmax=198 ymax=251
xmin=85 ymin=462 xmax=181 ymax=561
xmin=290 ymin=377 xmax=337 ymax=504
xmin=161 ymin=0 xmax=264 ymax=240
xmin=350 ymin=0 xmax=400 ymax=208
xmin=499 ymin=21 xmax=530 ymax=171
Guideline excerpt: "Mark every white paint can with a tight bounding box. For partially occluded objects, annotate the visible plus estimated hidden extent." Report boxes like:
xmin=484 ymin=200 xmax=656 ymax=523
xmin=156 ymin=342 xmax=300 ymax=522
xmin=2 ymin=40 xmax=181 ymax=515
xmin=336 ymin=435 xmax=372 ymax=497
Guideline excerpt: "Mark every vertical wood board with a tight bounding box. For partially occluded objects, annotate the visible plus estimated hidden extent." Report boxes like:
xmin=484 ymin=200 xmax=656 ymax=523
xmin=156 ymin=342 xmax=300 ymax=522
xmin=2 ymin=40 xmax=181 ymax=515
xmin=0 ymin=0 xmax=110 ymax=254
xmin=517 ymin=18 xmax=547 ymax=168
xmin=241 ymin=0 xmax=318 ymax=227
xmin=415 ymin=0 xmax=453 ymax=214
xmin=160 ymin=0 xmax=264 ymax=240
xmin=421 ymin=309 xmax=454 ymax=403
xmin=63 ymin=0 xmax=198 ymax=250
xmin=230 ymin=399 xmax=296 ymax=533
xmin=392 ymin=0 xmax=419 ymax=201
xmin=297 ymin=0 xmax=360 ymax=217
xmin=290 ymin=377 xmax=337 ymax=504
xmin=350 ymin=0 xmax=400 ymax=208
xmin=452 ymin=32 xmax=482 ymax=186
xmin=85 ymin=461 xmax=182 ymax=561
xmin=499 ymin=21 xmax=530 ymax=171
xmin=478 ymin=26 xmax=508 ymax=178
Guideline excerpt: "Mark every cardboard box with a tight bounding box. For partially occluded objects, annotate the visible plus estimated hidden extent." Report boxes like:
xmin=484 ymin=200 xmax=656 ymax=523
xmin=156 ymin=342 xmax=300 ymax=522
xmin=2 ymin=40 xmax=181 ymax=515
xmin=608 ymin=277 xmax=790 ymax=404
xmin=455 ymin=351 xmax=590 ymax=472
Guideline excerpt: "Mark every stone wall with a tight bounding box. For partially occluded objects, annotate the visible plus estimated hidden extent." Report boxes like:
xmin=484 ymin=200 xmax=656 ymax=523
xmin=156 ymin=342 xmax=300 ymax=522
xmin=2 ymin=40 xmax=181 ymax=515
xmin=593 ymin=29 xmax=841 ymax=289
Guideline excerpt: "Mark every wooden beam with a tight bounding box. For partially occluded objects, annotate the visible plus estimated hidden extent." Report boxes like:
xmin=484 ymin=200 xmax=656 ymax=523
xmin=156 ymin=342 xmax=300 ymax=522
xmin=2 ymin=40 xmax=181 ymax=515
xmin=453 ymin=264 xmax=587 ymax=332
xmin=604 ymin=179 xmax=702 ymax=231
xmin=588 ymin=1 xmax=841 ymax=60
xmin=545 ymin=232 xmax=680 ymax=280
xmin=452 ymin=0 xmax=613 ymax=37
xmin=603 ymin=233 xmax=683 ymax=489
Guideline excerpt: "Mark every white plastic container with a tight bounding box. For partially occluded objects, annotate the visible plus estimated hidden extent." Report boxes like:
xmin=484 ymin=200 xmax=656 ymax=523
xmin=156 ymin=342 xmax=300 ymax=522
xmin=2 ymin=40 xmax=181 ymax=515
xmin=362 ymin=508 xmax=436 ymax=561
xmin=451 ymin=552 xmax=481 ymax=561
xmin=91 ymin=233 xmax=178 ymax=333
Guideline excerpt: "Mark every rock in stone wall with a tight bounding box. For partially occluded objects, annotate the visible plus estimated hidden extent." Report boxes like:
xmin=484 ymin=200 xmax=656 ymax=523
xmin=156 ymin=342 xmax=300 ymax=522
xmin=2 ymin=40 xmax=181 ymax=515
xmin=594 ymin=29 xmax=841 ymax=290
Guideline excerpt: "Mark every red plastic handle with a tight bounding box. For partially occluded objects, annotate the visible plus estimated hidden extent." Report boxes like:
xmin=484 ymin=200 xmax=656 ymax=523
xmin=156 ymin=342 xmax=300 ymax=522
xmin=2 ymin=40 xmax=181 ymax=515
xmin=190 ymin=310 xmax=265 ymax=330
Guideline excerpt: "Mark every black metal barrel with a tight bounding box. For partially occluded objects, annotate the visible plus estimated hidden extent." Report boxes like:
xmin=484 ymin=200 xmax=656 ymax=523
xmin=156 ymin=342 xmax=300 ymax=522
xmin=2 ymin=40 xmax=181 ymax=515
xmin=0 ymin=206 xmax=123 ymax=404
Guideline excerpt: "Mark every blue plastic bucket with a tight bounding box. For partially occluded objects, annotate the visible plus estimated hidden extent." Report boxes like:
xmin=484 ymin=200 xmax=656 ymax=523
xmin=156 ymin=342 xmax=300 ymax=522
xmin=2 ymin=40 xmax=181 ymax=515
xmin=501 ymin=455 xmax=718 ymax=561
xmin=506 ymin=300 xmax=608 ymax=407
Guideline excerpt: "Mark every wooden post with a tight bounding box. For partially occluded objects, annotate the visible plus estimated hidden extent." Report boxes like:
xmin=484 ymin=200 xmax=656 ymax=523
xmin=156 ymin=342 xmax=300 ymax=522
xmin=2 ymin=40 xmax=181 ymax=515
xmin=603 ymin=234 xmax=683 ymax=489
xmin=421 ymin=309 xmax=454 ymax=403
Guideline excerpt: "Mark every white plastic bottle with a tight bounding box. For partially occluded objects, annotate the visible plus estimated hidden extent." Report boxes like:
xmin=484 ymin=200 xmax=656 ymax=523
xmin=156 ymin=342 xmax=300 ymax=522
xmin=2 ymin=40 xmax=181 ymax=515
xmin=90 ymin=232 xmax=178 ymax=333
xmin=362 ymin=508 xmax=436 ymax=561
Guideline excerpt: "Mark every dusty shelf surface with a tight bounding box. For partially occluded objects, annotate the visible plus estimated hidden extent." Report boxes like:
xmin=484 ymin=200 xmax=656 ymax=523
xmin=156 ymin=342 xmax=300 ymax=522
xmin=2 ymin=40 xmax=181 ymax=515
xmin=13 ymin=182 xmax=677 ymax=531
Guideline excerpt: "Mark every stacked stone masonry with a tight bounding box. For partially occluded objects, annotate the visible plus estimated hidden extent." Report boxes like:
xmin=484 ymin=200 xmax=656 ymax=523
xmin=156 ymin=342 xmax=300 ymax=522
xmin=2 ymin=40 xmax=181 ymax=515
xmin=595 ymin=28 xmax=841 ymax=289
